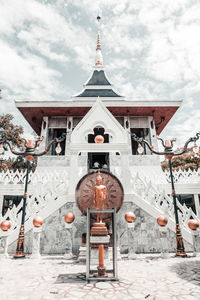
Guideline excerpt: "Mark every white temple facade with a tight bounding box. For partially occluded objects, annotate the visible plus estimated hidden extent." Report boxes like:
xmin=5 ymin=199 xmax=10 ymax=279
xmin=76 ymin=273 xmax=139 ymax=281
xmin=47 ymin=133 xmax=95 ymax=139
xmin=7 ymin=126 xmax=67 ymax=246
xmin=0 ymin=17 xmax=200 ymax=255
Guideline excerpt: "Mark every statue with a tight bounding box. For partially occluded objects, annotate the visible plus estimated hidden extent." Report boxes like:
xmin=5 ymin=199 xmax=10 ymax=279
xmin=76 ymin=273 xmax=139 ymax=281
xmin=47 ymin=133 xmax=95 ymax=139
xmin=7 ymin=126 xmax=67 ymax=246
xmin=93 ymin=171 xmax=106 ymax=223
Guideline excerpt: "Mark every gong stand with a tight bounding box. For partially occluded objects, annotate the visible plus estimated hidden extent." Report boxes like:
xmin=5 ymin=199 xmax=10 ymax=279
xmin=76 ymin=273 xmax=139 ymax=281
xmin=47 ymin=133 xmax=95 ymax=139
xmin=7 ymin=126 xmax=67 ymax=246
xmin=86 ymin=208 xmax=118 ymax=282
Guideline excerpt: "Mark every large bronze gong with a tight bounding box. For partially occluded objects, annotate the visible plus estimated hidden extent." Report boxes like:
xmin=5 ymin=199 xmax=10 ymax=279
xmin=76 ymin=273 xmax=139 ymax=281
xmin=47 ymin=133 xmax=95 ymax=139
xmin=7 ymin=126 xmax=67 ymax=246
xmin=75 ymin=171 xmax=124 ymax=220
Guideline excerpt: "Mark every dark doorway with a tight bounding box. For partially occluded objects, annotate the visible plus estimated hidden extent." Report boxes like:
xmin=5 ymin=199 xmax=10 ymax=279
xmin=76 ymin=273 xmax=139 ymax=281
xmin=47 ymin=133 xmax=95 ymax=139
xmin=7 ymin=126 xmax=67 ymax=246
xmin=88 ymin=152 xmax=109 ymax=171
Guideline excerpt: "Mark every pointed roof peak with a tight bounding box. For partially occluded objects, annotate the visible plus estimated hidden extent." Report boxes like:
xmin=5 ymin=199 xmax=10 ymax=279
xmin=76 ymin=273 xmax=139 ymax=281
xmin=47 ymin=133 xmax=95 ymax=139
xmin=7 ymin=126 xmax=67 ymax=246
xmin=95 ymin=15 xmax=103 ymax=67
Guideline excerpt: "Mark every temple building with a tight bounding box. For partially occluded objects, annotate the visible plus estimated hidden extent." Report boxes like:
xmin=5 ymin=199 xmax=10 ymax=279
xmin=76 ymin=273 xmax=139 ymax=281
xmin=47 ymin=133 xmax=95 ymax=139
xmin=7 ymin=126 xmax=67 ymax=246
xmin=0 ymin=17 xmax=200 ymax=255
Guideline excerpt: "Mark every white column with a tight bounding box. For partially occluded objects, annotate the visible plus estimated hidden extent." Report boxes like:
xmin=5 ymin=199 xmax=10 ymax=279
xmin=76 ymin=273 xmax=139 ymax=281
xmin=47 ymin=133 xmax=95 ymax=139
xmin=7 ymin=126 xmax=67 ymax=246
xmin=128 ymin=223 xmax=137 ymax=259
xmin=148 ymin=116 xmax=158 ymax=151
xmin=63 ymin=223 xmax=73 ymax=259
xmin=38 ymin=116 xmax=48 ymax=151
xmin=194 ymin=194 xmax=200 ymax=218
xmin=65 ymin=117 xmax=73 ymax=156
xmin=190 ymin=229 xmax=200 ymax=257
xmin=30 ymin=227 xmax=42 ymax=259
xmin=158 ymin=226 xmax=169 ymax=258
xmin=0 ymin=232 xmax=10 ymax=259
xmin=124 ymin=116 xmax=132 ymax=154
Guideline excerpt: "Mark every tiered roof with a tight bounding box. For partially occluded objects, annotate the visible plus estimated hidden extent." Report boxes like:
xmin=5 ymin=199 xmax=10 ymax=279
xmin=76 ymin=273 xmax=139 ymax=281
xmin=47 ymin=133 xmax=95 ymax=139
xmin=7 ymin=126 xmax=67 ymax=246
xmin=73 ymin=16 xmax=123 ymax=100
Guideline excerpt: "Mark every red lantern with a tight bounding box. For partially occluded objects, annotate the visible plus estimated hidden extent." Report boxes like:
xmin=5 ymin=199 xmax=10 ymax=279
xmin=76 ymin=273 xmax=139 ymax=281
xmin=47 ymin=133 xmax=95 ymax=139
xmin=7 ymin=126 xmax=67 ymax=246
xmin=64 ymin=212 xmax=75 ymax=224
xmin=94 ymin=135 xmax=104 ymax=144
xmin=188 ymin=220 xmax=199 ymax=230
xmin=0 ymin=220 xmax=11 ymax=231
xmin=157 ymin=216 xmax=168 ymax=227
xmin=33 ymin=216 xmax=43 ymax=227
xmin=125 ymin=212 xmax=136 ymax=223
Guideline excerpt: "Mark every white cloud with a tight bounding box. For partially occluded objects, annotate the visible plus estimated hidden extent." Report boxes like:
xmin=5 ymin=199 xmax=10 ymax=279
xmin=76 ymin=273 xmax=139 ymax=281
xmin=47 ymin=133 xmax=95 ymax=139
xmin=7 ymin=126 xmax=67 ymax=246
xmin=0 ymin=39 xmax=61 ymax=99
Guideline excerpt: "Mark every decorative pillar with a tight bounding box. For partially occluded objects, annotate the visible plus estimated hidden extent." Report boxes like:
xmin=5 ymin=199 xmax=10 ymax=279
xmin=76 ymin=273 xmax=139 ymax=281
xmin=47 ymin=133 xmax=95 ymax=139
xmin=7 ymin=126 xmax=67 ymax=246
xmin=125 ymin=212 xmax=136 ymax=259
xmin=148 ymin=116 xmax=158 ymax=152
xmin=188 ymin=220 xmax=199 ymax=257
xmin=38 ymin=116 xmax=48 ymax=152
xmin=0 ymin=233 xmax=9 ymax=259
xmin=30 ymin=216 xmax=43 ymax=259
xmin=124 ymin=116 xmax=132 ymax=152
xmin=64 ymin=212 xmax=75 ymax=259
xmin=65 ymin=117 xmax=73 ymax=155
xmin=157 ymin=216 xmax=169 ymax=258
xmin=30 ymin=228 xmax=42 ymax=259
xmin=0 ymin=220 xmax=11 ymax=259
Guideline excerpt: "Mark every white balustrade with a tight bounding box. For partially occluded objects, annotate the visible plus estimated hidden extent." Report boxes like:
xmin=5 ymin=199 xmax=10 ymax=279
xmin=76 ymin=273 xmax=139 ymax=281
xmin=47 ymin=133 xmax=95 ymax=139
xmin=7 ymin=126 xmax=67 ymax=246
xmin=163 ymin=168 xmax=200 ymax=184
xmin=0 ymin=164 xmax=200 ymax=248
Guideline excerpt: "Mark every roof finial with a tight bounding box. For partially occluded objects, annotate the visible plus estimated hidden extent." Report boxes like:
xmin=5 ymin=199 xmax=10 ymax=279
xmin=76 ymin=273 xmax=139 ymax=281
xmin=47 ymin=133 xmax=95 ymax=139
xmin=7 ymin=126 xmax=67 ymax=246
xmin=95 ymin=15 xmax=103 ymax=67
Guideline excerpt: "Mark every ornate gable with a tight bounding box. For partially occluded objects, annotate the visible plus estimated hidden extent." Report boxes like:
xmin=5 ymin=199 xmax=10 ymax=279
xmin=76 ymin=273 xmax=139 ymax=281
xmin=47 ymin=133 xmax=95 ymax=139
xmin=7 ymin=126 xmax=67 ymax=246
xmin=70 ymin=98 xmax=129 ymax=152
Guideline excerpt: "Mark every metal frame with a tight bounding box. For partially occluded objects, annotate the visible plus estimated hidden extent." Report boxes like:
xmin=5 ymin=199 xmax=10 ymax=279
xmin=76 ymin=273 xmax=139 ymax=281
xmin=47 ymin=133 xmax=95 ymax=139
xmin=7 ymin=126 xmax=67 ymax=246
xmin=86 ymin=208 xmax=118 ymax=282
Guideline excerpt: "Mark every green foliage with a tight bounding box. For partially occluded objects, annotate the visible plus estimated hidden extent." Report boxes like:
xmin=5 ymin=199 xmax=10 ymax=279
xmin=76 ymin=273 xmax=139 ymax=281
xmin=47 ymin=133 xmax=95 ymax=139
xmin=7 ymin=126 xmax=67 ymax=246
xmin=2 ymin=156 xmax=37 ymax=172
xmin=0 ymin=114 xmax=37 ymax=172
xmin=0 ymin=114 xmax=24 ymax=147
xmin=161 ymin=153 xmax=200 ymax=171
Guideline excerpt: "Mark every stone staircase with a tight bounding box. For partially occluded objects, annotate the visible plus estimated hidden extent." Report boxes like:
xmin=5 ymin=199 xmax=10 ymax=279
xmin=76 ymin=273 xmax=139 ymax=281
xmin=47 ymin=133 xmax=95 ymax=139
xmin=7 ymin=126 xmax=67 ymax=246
xmin=0 ymin=168 xmax=199 ymax=249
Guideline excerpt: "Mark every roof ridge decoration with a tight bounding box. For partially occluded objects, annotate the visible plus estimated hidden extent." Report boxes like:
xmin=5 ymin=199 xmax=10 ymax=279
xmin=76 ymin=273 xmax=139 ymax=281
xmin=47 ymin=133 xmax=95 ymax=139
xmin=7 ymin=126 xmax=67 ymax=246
xmin=95 ymin=15 xmax=103 ymax=68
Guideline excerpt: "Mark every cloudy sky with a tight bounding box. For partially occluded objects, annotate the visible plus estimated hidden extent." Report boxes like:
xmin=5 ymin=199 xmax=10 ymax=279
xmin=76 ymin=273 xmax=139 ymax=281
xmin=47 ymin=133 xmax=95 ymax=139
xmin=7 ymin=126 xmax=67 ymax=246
xmin=0 ymin=0 xmax=200 ymax=145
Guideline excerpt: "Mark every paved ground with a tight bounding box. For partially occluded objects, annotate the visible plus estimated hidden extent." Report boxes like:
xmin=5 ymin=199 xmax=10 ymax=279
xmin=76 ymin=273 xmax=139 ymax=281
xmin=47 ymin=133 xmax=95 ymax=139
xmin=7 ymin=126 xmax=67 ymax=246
xmin=0 ymin=254 xmax=200 ymax=300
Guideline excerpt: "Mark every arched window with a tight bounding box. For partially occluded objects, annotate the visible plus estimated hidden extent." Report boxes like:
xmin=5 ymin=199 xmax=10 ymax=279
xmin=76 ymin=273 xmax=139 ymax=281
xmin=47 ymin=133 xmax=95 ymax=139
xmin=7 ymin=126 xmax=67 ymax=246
xmin=88 ymin=127 xmax=109 ymax=143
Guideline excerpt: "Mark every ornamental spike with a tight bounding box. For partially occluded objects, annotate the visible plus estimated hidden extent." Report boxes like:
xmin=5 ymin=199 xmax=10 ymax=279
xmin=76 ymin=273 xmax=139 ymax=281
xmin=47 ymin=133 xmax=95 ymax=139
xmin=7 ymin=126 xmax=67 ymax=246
xmin=95 ymin=15 xmax=103 ymax=67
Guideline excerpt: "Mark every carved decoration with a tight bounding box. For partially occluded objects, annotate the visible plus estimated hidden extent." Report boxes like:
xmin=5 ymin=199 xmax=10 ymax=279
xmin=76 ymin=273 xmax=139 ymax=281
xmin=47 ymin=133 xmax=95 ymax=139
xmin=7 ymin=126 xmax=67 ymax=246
xmin=75 ymin=171 xmax=124 ymax=219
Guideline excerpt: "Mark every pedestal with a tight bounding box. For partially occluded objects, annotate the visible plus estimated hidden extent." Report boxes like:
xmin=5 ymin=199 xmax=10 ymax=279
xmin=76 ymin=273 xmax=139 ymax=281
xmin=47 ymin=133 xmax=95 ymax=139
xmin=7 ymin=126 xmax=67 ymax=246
xmin=0 ymin=233 xmax=9 ymax=259
xmin=128 ymin=223 xmax=137 ymax=260
xmin=86 ymin=208 xmax=118 ymax=281
xmin=63 ymin=223 xmax=73 ymax=260
xmin=159 ymin=226 xmax=169 ymax=258
xmin=91 ymin=222 xmax=108 ymax=236
xmin=30 ymin=227 xmax=42 ymax=259
xmin=191 ymin=230 xmax=200 ymax=257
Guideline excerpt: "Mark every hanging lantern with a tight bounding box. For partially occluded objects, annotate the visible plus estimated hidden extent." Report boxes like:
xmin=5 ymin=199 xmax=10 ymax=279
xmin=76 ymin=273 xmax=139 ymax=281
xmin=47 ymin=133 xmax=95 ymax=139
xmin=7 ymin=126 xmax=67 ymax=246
xmin=157 ymin=216 xmax=168 ymax=227
xmin=33 ymin=216 xmax=43 ymax=227
xmin=137 ymin=143 xmax=144 ymax=155
xmin=55 ymin=142 xmax=62 ymax=155
xmin=125 ymin=212 xmax=136 ymax=223
xmin=94 ymin=135 xmax=104 ymax=144
xmin=193 ymin=143 xmax=199 ymax=157
xmin=64 ymin=212 xmax=75 ymax=224
xmin=0 ymin=220 xmax=11 ymax=231
xmin=188 ymin=219 xmax=199 ymax=230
